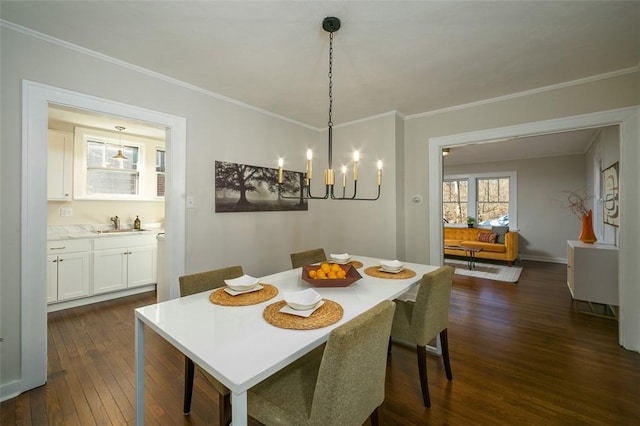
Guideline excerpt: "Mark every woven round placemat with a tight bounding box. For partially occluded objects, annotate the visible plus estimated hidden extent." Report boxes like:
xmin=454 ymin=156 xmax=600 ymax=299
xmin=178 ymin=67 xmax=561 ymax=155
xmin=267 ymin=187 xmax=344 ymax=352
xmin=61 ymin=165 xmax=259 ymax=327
xmin=347 ymin=260 xmax=363 ymax=268
xmin=209 ymin=284 xmax=278 ymax=306
xmin=364 ymin=267 xmax=417 ymax=279
xmin=263 ymin=300 xmax=343 ymax=330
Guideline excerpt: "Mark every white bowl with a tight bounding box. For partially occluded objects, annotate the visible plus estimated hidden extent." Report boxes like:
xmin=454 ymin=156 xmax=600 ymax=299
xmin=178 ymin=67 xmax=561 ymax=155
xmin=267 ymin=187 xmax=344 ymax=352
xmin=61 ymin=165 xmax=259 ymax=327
xmin=284 ymin=288 xmax=322 ymax=310
xmin=330 ymin=253 xmax=351 ymax=264
xmin=224 ymin=274 xmax=259 ymax=291
xmin=379 ymin=259 xmax=404 ymax=270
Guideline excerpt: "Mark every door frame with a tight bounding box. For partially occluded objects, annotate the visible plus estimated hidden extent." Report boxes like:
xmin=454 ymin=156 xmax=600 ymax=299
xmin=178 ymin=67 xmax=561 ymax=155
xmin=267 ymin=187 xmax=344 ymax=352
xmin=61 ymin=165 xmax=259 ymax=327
xmin=21 ymin=80 xmax=186 ymax=392
xmin=428 ymin=106 xmax=639 ymax=351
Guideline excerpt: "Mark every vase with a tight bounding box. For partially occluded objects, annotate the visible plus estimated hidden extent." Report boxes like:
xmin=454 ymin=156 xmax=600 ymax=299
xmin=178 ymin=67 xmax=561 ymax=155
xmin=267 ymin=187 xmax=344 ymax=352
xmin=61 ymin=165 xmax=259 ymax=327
xmin=578 ymin=209 xmax=597 ymax=244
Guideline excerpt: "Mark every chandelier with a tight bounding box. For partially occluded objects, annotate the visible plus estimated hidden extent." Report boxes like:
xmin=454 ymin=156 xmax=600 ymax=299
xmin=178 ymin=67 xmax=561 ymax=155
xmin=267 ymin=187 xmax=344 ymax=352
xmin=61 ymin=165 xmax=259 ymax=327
xmin=277 ymin=17 xmax=382 ymax=201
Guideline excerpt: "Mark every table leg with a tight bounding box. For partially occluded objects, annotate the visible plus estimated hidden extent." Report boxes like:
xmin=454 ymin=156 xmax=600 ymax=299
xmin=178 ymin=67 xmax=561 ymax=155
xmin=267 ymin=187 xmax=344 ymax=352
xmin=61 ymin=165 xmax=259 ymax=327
xmin=135 ymin=317 xmax=145 ymax=425
xmin=231 ymin=390 xmax=248 ymax=426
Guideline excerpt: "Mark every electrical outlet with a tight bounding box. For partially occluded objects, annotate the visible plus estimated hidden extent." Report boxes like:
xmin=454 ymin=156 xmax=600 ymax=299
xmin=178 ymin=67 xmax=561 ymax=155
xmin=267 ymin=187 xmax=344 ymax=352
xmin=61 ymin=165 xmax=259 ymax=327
xmin=60 ymin=207 xmax=73 ymax=217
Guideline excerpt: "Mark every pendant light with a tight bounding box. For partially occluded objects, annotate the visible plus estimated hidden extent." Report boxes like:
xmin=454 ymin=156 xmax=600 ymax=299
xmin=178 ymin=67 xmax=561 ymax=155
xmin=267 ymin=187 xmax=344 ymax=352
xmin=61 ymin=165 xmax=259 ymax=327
xmin=277 ymin=17 xmax=382 ymax=201
xmin=112 ymin=126 xmax=127 ymax=160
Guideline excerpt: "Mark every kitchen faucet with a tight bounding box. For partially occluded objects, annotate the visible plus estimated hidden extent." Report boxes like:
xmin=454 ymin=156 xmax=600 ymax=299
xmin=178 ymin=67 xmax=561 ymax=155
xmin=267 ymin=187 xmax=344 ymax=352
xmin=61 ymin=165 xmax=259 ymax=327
xmin=110 ymin=216 xmax=120 ymax=230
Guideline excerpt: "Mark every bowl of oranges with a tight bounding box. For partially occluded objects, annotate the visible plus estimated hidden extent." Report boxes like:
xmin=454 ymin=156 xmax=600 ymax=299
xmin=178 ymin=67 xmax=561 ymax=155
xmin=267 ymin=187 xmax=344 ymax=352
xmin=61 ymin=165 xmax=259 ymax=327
xmin=302 ymin=261 xmax=362 ymax=287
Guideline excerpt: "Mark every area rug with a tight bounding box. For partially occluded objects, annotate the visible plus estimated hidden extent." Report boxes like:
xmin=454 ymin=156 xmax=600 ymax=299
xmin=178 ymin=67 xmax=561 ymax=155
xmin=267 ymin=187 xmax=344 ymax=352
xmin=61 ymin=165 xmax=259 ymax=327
xmin=445 ymin=259 xmax=523 ymax=283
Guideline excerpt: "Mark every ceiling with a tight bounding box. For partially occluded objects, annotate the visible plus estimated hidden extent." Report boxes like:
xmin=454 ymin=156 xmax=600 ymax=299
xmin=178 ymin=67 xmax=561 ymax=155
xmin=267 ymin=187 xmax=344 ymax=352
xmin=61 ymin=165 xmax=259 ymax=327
xmin=4 ymin=1 xmax=638 ymax=162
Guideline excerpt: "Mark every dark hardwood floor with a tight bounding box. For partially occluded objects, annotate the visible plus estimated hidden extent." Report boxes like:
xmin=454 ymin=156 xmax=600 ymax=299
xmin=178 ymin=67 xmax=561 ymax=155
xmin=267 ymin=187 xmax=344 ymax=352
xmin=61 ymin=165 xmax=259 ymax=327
xmin=2 ymin=260 xmax=639 ymax=425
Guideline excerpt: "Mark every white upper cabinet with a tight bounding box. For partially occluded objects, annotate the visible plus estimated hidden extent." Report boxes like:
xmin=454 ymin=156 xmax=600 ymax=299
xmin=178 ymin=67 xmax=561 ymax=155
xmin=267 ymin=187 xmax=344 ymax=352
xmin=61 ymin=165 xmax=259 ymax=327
xmin=48 ymin=130 xmax=74 ymax=200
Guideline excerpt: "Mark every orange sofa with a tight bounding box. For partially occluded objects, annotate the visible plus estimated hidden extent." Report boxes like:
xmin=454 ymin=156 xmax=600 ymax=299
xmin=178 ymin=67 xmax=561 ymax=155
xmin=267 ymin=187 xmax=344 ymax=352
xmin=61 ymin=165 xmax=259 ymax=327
xmin=444 ymin=227 xmax=519 ymax=264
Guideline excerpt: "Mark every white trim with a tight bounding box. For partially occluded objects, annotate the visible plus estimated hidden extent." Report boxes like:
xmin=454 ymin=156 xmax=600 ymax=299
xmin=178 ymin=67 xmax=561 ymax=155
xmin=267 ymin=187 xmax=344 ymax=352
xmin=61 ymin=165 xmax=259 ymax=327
xmin=20 ymin=80 xmax=186 ymax=394
xmin=0 ymin=19 xmax=318 ymax=132
xmin=47 ymin=285 xmax=155 ymax=313
xmin=429 ymin=106 xmax=640 ymax=352
xmin=409 ymin=67 xmax=639 ymax=120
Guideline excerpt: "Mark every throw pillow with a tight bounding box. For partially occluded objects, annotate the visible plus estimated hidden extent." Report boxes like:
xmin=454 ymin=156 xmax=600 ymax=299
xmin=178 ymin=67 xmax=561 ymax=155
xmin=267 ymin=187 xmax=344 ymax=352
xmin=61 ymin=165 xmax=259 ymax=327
xmin=491 ymin=226 xmax=509 ymax=243
xmin=478 ymin=232 xmax=497 ymax=243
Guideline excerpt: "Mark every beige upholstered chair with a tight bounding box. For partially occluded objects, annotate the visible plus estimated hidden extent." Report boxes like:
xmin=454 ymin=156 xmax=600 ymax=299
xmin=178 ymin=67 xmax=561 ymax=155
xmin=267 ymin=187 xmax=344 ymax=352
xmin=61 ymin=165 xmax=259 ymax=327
xmin=178 ymin=265 xmax=243 ymax=426
xmin=390 ymin=265 xmax=455 ymax=407
xmin=290 ymin=248 xmax=327 ymax=269
xmin=248 ymin=300 xmax=396 ymax=426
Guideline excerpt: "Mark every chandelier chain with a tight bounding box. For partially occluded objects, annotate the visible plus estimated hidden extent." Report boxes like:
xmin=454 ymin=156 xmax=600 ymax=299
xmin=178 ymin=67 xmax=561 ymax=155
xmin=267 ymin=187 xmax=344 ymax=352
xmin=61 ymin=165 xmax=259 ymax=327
xmin=328 ymin=30 xmax=333 ymax=128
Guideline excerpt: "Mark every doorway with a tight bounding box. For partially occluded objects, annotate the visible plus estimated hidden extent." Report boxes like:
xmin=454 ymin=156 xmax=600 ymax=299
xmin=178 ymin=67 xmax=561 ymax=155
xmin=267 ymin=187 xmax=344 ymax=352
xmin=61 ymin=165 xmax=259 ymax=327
xmin=427 ymin=107 xmax=639 ymax=350
xmin=21 ymin=81 xmax=186 ymax=393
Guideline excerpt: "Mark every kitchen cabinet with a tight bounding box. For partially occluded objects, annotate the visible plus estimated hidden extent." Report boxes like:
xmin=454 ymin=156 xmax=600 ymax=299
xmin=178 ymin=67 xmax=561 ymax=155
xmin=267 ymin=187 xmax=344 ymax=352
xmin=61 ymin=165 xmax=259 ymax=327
xmin=47 ymin=239 xmax=91 ymax=303
xmin=567 ymin=240 xmax=618 ymax=306
xmin=48 ymin=130 xmax=74 ymax=200
xmin=93 ymin=234 xmax=157 ymax=294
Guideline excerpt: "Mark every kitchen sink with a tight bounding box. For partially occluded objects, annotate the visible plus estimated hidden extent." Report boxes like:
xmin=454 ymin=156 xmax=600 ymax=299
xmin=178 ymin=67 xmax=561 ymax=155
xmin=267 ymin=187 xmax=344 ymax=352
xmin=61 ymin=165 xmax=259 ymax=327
xmin=95 ymin=229 xmax=149 ymax=234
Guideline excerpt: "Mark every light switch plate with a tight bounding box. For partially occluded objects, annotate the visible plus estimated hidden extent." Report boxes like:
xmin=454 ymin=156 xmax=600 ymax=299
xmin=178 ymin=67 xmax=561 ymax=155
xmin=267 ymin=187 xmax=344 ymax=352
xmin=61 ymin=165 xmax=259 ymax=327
xmin=186 ymin=196 xmax=194 ymax=209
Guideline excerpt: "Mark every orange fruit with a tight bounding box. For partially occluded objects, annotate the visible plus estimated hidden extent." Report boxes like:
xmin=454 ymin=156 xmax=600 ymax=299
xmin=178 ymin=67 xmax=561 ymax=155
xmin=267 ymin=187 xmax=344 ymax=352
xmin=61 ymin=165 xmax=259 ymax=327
xmin=316 ymin=270 xmax=326 ymax=279
xmin=327 ymin=271 xmax=337 ymax=279
xmin=330 ymin=264 xmax=341 ymax=273
xmin=321 ymin=263 xmax=331 ymax=273
xmin=337 ymin=270 xmax=346 ymax=278
xmin=308 ymin=270 xmax=317 ymax=279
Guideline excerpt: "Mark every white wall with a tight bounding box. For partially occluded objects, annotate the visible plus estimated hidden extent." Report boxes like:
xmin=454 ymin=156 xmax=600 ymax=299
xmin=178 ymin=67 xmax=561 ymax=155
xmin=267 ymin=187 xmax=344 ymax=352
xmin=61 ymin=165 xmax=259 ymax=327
xmin=1 ymin=26 xmax=400 ymax=395
xmin=445 ymin=154 xmax=586 ymax=262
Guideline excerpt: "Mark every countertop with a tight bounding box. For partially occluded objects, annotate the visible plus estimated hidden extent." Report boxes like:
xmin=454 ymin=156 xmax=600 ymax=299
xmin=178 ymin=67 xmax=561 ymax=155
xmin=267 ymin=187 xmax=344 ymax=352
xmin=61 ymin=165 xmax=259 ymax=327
xmin=48 ymin=225 xmax=164 ymax=241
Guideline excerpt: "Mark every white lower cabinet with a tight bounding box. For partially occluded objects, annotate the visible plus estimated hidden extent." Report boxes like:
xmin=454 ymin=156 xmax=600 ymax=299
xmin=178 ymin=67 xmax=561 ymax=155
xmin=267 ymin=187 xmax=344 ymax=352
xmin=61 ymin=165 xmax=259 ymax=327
xmin=48 ymin=233 xmax=157 ymax=307
xmin=47 ymin=240 xmax=91 ymax=303
xmin=93 ymin=234 xmax=157 ymax=294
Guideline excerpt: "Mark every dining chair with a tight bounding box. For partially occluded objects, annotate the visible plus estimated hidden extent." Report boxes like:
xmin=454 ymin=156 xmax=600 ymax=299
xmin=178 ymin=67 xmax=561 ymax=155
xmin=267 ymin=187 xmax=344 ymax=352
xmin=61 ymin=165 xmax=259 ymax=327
xmin=290 ymin=248 xmax=327 ymax=268
xmin=389 ymin=265 xmax=455 ymax=407
xmin=248 ymin=300 xmax=396 ymax=426
xmin=178 ymin=265 xmax=243 ymax=426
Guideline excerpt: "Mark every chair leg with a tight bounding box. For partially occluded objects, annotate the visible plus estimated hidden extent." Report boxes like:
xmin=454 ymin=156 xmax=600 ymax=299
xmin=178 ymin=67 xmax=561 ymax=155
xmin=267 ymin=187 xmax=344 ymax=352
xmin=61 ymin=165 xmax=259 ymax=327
xmin=183 ymin=357 xmax=195 ymax=415
xmin=416 ymin=345 xmax=430 ymax=407
xmin=441 ymin=329 xmax=453 ymax=381
xmin=219 ymin=393 xmax=231 ymax=426
xmin=370 ymin=406 xmax=380 ymax=426
xmin=387 ymin=337 xmax=392 ymax=356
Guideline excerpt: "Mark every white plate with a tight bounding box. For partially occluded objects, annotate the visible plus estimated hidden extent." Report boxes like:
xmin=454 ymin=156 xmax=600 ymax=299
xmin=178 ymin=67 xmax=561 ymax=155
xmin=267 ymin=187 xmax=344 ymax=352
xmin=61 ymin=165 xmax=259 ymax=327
xmin=280 ymin=300 xmax=324 ymax=317
xmin=379 ymin=259 xmax=404 ymax=270
xmin=283 ymin=288 xmax=322 ymax=310
xmin=224 ymin=274 xmax=259 ymax=291
xmin=224 ymin=284 xmax=263 ymax=296
xmin=380 ymin=267 xmax=404 ymax=274
xmin=330 ymin=253 xmax=351 ymax=263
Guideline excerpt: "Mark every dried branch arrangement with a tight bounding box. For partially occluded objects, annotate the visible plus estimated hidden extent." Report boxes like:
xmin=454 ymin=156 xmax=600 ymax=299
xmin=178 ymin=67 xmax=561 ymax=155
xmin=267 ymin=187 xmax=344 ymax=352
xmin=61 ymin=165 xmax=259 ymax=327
xmin=562 ymin=188 xmax=593 ymax=219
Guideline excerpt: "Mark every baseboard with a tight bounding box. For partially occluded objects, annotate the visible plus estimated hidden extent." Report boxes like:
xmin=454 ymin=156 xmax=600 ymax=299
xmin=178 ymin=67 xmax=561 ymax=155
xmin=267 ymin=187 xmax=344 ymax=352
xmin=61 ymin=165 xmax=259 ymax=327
xmin=0 ymin=379 xmax=22 ymax=402
xmin=47 ymin=285 xmax=156 ymax=313
xmin=519 ymin=254 xmax=567 ymax=264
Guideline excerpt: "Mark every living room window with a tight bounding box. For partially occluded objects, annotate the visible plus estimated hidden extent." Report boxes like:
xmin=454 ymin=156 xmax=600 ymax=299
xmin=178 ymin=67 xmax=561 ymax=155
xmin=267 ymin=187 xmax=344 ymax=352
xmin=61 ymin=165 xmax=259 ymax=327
xmin=444 ymin=172 xmax=517 ymax=228
xmin=443 ymin=179 xmax=468 ymax=224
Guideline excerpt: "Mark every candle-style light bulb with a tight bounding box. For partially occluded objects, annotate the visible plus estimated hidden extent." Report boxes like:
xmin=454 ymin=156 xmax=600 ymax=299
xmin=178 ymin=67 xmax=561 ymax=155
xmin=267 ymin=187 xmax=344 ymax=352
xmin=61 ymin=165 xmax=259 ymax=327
xmin=278 ymin=158 xmax=284 ymax=184
xmin=341 ymin=165 xmax=347 ymax=187
xmin=353 ymin=150 xmax=359 ymax=181
xmin=306 ymin=149 xmax=313 ymax=181
xmin=377 ymin=160 xmax=383 ymax=186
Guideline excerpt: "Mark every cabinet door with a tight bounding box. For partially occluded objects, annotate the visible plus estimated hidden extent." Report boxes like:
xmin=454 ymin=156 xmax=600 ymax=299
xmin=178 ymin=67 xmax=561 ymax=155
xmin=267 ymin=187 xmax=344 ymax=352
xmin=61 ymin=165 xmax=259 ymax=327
xmin=48 ymin=130 xmax=73 ymax=200
xmin=47 ymin=255 xmax=59 ymax=303
xmin=127 ymin=245 xmax=157 ymax=288
xmin=57 ymin=252 xmax=90 ymax=301
xmin=94 ymin=249 xmax=127 ymax=294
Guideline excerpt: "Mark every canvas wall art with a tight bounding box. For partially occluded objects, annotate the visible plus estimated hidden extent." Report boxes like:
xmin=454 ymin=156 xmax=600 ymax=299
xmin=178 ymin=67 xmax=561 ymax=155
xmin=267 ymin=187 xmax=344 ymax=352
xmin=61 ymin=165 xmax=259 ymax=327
xmin=602 ymin=162 xmax=619 ymax=227
xmin=215 ymin=160 xmax=308 ymax=212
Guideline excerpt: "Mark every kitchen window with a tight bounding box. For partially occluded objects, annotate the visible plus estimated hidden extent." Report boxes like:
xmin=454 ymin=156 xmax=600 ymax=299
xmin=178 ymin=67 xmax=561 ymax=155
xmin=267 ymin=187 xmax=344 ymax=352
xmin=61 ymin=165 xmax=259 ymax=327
xmin=86 ymin=141 xmax=140 ymax=195
xmin=156 ymin=149 xmax=165 ymax=197
xmin=73 ymin=127 xmax=165 ymax=200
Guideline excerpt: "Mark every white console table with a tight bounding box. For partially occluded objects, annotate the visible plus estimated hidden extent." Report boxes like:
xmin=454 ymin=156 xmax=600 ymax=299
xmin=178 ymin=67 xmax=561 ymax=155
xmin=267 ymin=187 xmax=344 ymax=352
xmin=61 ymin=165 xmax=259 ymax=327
xmin=567 ymin=240 xmax=618 ymax=317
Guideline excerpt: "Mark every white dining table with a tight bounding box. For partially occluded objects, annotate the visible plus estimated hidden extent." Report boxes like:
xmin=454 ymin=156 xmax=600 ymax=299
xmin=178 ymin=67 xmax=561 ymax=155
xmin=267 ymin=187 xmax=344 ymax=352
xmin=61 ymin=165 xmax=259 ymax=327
xmin=134 ymin=256 xmax=439 ymax=426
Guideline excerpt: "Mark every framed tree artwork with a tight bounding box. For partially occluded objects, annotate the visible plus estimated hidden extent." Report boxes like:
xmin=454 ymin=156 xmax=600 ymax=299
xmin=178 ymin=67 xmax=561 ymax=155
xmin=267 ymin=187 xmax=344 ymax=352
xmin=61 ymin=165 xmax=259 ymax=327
xmin=602 ymin=162 xmax=619 ymax=227
xmin=215 ymin=160 xmax=308 ymax=212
